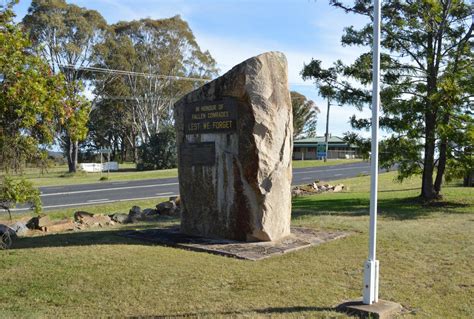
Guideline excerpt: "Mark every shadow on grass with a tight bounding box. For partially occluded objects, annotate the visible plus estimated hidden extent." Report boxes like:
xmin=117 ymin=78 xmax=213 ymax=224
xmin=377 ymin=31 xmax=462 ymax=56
xmin=10 ymin=223 xmax=178 ymax=250
xmin=138 ymin=306 xmax=339 ymax=318
xmin=292 ymin=196 xmax=469 ymax=220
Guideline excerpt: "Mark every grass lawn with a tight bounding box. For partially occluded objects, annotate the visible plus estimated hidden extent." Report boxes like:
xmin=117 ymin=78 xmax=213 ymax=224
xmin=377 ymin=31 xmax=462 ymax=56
xmin=2 ymin=159 xmax=363 ymax=187
xmin=291 ymin=158 xmax=363 ymax=169
xmin=0 ymin=172 xmax=472 ymax=318
xmin=3 ymin=164 xmax=179 ymax=187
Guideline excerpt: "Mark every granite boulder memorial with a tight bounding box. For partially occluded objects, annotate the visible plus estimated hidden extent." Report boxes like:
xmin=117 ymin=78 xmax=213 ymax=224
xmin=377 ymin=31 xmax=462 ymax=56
xmin=174 ymin=51 xmax=293 ymax=242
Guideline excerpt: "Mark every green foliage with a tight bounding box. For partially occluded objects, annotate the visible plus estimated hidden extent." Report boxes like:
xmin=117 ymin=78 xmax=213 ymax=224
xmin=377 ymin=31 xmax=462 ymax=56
xmin=0 ymin=176 xmax=41 ymax=219
xmin=93 ymin=16 xmax=219 ymax=147
xmin=290 ymin=91 xmax=320 ymax=138
xmin=302 ymin=0 xmax=473 ymax=199
xmin=343 ymin=132 xmax=371 ymax=160
xmin=23 ymin=0 xmax=107 ymax=172
xmin=0 ymin=0 xmax=66 ymax=173
xmin=138 ymin=127 xmax=177 ymax=171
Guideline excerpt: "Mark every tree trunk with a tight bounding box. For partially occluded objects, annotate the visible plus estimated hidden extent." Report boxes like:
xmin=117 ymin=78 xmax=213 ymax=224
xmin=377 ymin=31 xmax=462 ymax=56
xmin=421 ymin=112 xmax=437 ymax=200
xmin=434 ymin=112 xmax=450 ymax=195
xmin=434 ymin=138 xmax=447 ymax=195
xmin=66 ymin=139 xmax=78 ymax=173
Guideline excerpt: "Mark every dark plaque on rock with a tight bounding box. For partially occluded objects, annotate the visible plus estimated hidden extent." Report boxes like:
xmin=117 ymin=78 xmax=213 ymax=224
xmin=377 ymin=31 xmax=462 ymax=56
xmin=180 ymin=142 xmax=216 ymax=166
xmin=184 ymin=97 xmax=238 ymax=134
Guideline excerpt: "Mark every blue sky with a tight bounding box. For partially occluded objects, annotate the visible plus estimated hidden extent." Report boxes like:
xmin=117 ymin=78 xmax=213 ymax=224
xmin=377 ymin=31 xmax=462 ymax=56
xmin=13 ymin=0 xmax=373 ymax=137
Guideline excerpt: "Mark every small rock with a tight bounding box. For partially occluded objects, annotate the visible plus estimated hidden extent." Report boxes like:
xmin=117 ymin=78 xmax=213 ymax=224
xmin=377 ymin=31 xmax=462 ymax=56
xmin=0 ymin=224 xmax=16 ymax=238
xmin=74 ymin=211 xmax=94 ymax=222
xmin=334 ymin=184 xmax=344 ymax=192
xmin=292 ymin=188 xmax=303 ymax=197
xmin=129 ymin=206 xmax=141 ymax=215
xmin=79 ymin=215 xmax=113 ymax=228
xmin=142 ymin=208 xmax=157 ymax=216
xmin=45 ymin=219 xmax=76 ymax=233
xmin=156 ymin=201 xmax=177 ymax=216
xmin=128 ymin=206 xmax=143 ymax=222
xmin=109 ymin=213 xmax=130 ymax=224
xmin=9 ymin=222 xmax=29 ymax=237
xmin=26 ymin=215 xmax=52 ymax=231
xmin=319 ymin=185 xmax=327 ymax=192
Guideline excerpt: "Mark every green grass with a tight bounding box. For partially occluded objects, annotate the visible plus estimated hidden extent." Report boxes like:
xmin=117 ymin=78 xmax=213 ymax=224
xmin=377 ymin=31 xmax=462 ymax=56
xmin=0 ymin=172 xmax=472 ymax=318
xmin=2 ymin=164 xmax=179 ymax=187
xmin=291 ymin=159 xmax=363 ymax=169
xmin=2 ymin=159 xmax=363 ymax=187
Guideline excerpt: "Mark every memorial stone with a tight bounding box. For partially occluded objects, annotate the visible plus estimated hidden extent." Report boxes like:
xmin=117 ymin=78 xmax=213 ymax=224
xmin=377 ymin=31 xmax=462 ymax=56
xmin=174 ymin=51 xmax=293 ymax=241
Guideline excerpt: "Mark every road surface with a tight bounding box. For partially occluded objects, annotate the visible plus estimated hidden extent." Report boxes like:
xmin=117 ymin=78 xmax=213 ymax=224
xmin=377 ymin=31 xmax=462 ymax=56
xmin=15 ymin=161 xmax=383 ymax=212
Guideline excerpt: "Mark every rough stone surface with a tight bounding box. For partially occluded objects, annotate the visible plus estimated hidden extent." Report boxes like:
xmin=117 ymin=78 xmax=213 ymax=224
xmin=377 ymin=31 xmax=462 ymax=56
xmin=142 ymin=208 xmax=157 ymax=216
xmin=45 ymin=219 xmax=76 ymax=233
xmin=26 ymin=216 xmax=52 ymax=230
xmin=109 ymin=213 xmax=130 ymax=224
xmin=9 ymin=222 xmax=29 ymax=237
xmin=174 ymin=51 xmax=293 ymax=242
xmin=156 ymin=201 xmax=177 ymax=216
xmin=0 ymin=224 xmax=16 ymax=237
xmin=128 ymin=206 xmax=142 ymax=222
xmin=74 ymin=211 xmax=94 ymax=222
xmin=77 ymin=215 xmax=113 ymax=228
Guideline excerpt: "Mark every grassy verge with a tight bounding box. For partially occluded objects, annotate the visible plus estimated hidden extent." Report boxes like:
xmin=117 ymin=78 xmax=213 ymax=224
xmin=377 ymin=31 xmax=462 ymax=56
xmin=2 ymin=166 xmax=178 ymax=187
xmin=2 ymin=159 xmax=363 ymax=187
xmin=0 ymin=172 xmax=472 ymax=318
xmin=291 ymin=158 xmax=363 ymax=169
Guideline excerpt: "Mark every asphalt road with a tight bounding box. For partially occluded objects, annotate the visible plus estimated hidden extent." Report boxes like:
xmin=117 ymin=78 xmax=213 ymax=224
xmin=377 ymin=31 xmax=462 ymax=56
xmin=15 ymin=161 xmax=384 ymax=212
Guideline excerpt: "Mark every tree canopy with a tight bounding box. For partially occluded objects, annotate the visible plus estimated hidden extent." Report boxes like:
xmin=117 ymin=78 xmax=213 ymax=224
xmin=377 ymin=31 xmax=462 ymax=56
xmin=291 ymin=91 xmax=319 ymax=138
xmin=1 ymin=0 xmax=66 ymax=172
xmin=23 ymin=0 xmax=108 ymax=172
xmin=88 ymin=16 xmax=218 ymax=161
xmin=302 ymin=0 xmax=473 ymax=200
xmin=1 ymin=1 xmax=67 ymax=215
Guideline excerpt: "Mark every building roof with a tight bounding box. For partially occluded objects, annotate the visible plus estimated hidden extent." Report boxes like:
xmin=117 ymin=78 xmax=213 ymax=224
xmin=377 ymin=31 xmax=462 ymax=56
xmin=294 ymin=136 xmax=346 ymax=144
xmin=293 ymin=136 xmax=358 ymax=148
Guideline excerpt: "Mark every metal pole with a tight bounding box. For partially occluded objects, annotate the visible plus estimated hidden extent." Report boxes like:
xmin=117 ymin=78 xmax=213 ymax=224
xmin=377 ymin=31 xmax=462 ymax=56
xmin=324 ymin=98 xmax=331 ymax=162
xmin=363 ymin=0 xmax=381 ymax=305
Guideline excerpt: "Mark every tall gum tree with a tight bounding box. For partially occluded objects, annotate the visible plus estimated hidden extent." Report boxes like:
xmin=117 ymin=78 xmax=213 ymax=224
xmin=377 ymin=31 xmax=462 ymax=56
xmin=302 ymin=0 xmax=473 ymax=200
xmin=93 ymin=17 xmax=218 ymax=147
xmin=22 ymin=0 xmax=109 ymax=172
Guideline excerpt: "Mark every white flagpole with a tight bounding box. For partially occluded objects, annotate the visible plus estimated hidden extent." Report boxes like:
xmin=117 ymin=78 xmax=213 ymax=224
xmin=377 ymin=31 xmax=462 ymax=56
xmin=363 ymin=0 xmax=381 ymax=305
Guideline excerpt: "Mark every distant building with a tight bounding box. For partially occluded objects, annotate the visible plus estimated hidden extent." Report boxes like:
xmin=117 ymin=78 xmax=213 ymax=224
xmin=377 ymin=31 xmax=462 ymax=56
xmin=293 ymin=136 xmax=359 ymax=160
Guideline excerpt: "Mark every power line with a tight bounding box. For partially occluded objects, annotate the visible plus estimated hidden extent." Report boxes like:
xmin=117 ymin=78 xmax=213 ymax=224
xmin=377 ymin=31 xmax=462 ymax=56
xmin=58 ymin=64 xmax=211 ymax=83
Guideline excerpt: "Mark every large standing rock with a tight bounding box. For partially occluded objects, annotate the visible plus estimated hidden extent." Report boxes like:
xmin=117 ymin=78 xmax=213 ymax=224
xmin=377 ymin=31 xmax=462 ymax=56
xmin=174 ymin=51 xmax=292 ymax=242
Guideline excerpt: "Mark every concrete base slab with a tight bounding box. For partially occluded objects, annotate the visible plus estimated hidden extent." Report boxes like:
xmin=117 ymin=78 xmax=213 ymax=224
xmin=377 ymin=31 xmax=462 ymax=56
xmin=120 ymin=226 xmax=349 ymax=260
xmin=337 ymin=299 xmax=402 ymax=319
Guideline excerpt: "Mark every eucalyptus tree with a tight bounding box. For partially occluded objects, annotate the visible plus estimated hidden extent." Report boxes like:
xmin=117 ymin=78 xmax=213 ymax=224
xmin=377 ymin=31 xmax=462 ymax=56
xmin=94 ymin=16 xmax=218 ymax=147
xmin=302 ymin=0 xmax=473 ymax=200
xmin=291 ymin=91 xmax=320 ymax=138
xmin=23 ymin=0 xmax=109 ymax=172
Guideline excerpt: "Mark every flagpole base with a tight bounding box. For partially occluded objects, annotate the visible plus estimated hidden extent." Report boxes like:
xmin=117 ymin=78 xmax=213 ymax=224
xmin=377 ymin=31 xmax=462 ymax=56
xmin=337 ymin=299 xmax=402 ymax=319
xmin=363 ymin=259 xmax=379 ymax=304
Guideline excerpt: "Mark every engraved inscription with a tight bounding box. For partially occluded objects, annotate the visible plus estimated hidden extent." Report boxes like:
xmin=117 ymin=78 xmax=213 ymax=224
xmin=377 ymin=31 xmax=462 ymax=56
xmin=184 ymin=97 xmax=238 ymax=134
xmin=180 ymin=142 xmax=216 ymax=166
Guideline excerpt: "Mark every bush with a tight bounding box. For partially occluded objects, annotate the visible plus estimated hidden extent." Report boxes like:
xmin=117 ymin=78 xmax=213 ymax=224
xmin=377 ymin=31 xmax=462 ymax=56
xmin=0 ymin=176 xmax=41 ymax=220
xmin=138 ymin=128 xmax=177 ymax=171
